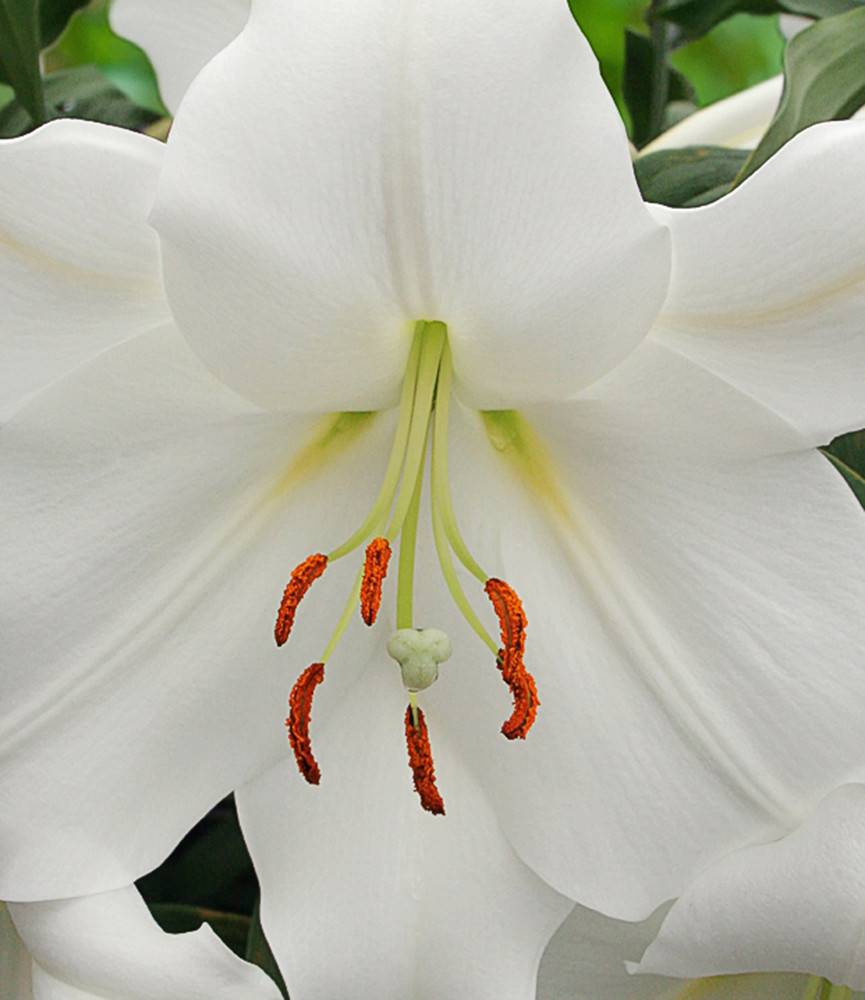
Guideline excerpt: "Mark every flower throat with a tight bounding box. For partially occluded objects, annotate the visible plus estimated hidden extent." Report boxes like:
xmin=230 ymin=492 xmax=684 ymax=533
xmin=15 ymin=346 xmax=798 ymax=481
xmin=273 ymin=320 xmax=538 ymax=815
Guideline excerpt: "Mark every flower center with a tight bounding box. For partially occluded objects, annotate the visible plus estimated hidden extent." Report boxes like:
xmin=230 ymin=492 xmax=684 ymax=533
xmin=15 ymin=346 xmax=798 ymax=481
xmin=273 ymin=320 xmax=539 ymax=814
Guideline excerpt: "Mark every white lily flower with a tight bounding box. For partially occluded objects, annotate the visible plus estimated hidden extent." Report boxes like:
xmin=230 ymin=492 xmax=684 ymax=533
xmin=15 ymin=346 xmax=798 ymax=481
xmin=0 ymin=888 xmax=279 ymax=999
xmin=4 ymin=1 xmax=865 ymax=997
xmin=540 ymin=785 xmax=865 ymax=999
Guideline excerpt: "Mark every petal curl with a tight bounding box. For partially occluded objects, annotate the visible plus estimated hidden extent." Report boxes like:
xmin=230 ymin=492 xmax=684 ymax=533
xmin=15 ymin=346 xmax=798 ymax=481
xmin=8 ymin=886 xmax=280 ymax=999
xmin=643 ymin=77 xmax=783 ymax=153
xmin=634 ymin=785 xmax=865 ymax=990
xmin=152 ymin=0 xmax=669 ymax=413
xmin=539 ymin=902 xmax=828 ymax=1000
xmin=236 ymin=657 xmax=572 ymax=1000
xmin=431 ymin=345 xmax=865 ymax=919
xmin=0 ymin=120 xmax=168 ymax=421
xmin=0 ymin=325 xmax=391 ymax=900
xmin=110 ymin=0 xmax=250 ymax=115
xmin=651 ymin=121 xmax=865 ymax=445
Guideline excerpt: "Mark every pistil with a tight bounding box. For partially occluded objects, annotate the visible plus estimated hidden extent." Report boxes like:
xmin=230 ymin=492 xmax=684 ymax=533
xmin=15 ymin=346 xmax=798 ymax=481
xmin=273 ymin=320 xmax=540 ymax=810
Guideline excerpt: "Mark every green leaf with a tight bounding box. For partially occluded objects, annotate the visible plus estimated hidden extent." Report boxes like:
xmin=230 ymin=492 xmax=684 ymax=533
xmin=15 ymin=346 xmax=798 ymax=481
xmin=0 ymin=64 xmax=158 ymax=137
xmin=246 ymin=901 xmax=289 ymax=998
xmin=40 ymin=0 xmax=89 ymax=50
xmin=656 ymin=0 xmax=861 ymax=37
xmin=0 ymin=0 xmax=45 ymax=125
xmin=624 ymin=27 xmax=694 ymax=146
xmin=138 ymin=797 xmax=259 ymax=916
xmin=148 ymin=903 xmax=250 ymax=959
xmin=737 ymin=6 xmax=865 ymax=181
xmin=824 ymin=430 xmax=865 ymax=508
xmin=635 ymin=145 xmax=749 ymax=205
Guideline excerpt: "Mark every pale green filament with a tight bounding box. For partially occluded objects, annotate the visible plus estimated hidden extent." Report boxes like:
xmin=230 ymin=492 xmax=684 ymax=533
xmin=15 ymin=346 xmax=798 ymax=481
xmin=430 ymin=474 xmax=498 ymax=656
xmin=431 ymin=340 xmax=488 ymax=584
xmin=327 ymin=324 xmax=425 ymax=561
xmin=318 ymin=567 xmax=364 ymax=663
xmin=396 ymin=434 xmax=425 ymax=630
xmin=385 ymin=322 xmax=446 ymax=539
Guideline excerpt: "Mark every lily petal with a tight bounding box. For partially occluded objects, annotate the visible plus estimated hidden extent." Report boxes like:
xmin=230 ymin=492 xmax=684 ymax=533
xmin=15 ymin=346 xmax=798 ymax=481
xmin=0 ymin=324 xmax=392 ymax=900
xmin=152 ymin=0 xmax=669 ymax=413
xmin=236 ymin=657 xmax=572 ymax=1000
xmin=634 ymin=784 xmax=865 ymax=989
xmin=434 ymin=344 xmax=865 ymax=919
xmin=0 ymin=121 xmax=168 ymax=421
xmin=110 ymin=0 xmax=250 ymax=115
xmin=8 ymin=886 xmax=280 ymax=999
xmin=651 ymin=121 xmax=865 ymax=445
xmin=539 ymin=901 xmax=831 ymax=1000
xmin=642 ymin=77 xmax=783 ymax=153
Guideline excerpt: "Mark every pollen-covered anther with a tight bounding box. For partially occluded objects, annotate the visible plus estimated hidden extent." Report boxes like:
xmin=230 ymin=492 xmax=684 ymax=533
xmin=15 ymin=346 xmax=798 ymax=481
xmin=485 ymin=577 xmax=540 ymax=740
xmin=274 ymin=552 xmax=328 ymax=646
xmin=360 ymin=537 xmax=391 ymax=626
xmin=286 ymin=662 xmax=325 ymax=785
xmin=404 ymin=705 xmax=445 ymax=815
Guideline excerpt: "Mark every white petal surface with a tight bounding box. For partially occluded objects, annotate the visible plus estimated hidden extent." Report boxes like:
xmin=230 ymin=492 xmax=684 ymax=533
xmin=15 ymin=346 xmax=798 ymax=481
xmin=426 ymin=342 xmax=865 ymax=919
xmin=153 ymin=0 xmax=669 ymax=413
xmin=0 ymin=324 xmax=392 ymax=900
xmin=651 ymin=121 xmax=865 ymax=445
xmin=8 ymin=886 xmax=279 ymax=999
xmin=643 ymin=77 xmax=783 ymax=152
xmin=236 ymin=658 xmax=572 ymax=1000
xmin=110 ymin=0 xmax=250 ymax=115
xmin=0 ymin=903 xmax=32 ymax=999
xmin=0 ymin=120 xmax=168 ymax=421
xmin=538 ymin=902 xmax=835 ymax=1000
xmin=634 ymin=785 xmax=865 ymax=989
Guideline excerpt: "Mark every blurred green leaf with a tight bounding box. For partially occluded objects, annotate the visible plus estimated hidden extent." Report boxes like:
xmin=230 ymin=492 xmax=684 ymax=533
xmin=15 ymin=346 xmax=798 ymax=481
xmin=624 ymin=27 xmax=695 ymax=145
xmin=824 ymin=431 xmax=865 ymax=508
xmin=656 ymin=0 xmax=860 ymax=36
xmin=40 ymin=0 xmax=89 ymax=49
xmin=670 ymin=13 xmax=784 ymax=103
xmin=149 ymin=903 xmax=250 ymax=959
xmin=635 ymin=145 xmax=748 ymax=204
xmin=737 ymin=6 xmax=865 ymax=181
xmin=246 ymin=901 xmax=289 ymax=998
xmin=45 ymin=1 xmax=165 ymax=115
xmin=0 ymin=64 xmax=157 ymax=136
xmin=0 ymin=0 xmax=45 ymax=124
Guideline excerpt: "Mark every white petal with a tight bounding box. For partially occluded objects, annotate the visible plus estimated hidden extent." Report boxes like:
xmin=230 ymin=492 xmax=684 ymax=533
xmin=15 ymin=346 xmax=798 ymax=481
xmin=429 ymin=347 xmax=865 ymax=919
xmin=0 ymin=120 xmax=168 ymax=421
xmin=651 ymin=121 xmax=865 ymax=445
xmin=642 ymin=77 xmax=782 ymax=152
xmin=0 ymin=903 xmax=32 ymax=999
xmin=8 ymin=886 xmax=279 ymax=999
xmin=634 ymin=784 xmax=865 ymax=989
xmin=236 ymin=656 xmax=572 ymax=1000
xmin=152 ymin=0 xmax=669 ymax=413
xmin=539 ymin=902 xmax=829 ymax=1000
xmin=110 ymin=0 xmax=250 ymax=115
xmin=0 ymin=324 xmax=393 ymax=900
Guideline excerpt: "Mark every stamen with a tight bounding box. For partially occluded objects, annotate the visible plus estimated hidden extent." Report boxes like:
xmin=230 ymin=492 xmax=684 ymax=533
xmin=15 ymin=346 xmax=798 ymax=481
xmin=360 ymin=537 xmax=391 ymax=626
xmin=274 ymin=553 xmax=328 ymax=647
xmin=286 ymin=662 xmax=325 ymax=784
xmin=485 ymin=578 xmax=540 ymax=740
xmin=404 ymin=705 xmax=445 ymax=815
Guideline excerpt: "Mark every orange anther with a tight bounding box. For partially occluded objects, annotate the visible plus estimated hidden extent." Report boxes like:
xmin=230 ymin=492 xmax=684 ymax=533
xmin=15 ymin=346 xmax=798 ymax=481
xmin=286 ymin=662 xmax=325 ymax=784
xmin=404 ymin=706 xmax=445 ymax=815
xmin=360 ymin=537 xmax=391 ymax=626
xmin=485 ymin=578 xmax=539 ymax=740
xmin=274 ymin=553 xmax=328 ymax=646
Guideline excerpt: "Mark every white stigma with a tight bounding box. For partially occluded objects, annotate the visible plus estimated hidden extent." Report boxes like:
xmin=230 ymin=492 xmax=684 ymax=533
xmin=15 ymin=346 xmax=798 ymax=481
xmin=387 ymin=628 xmax=452 ymax=692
